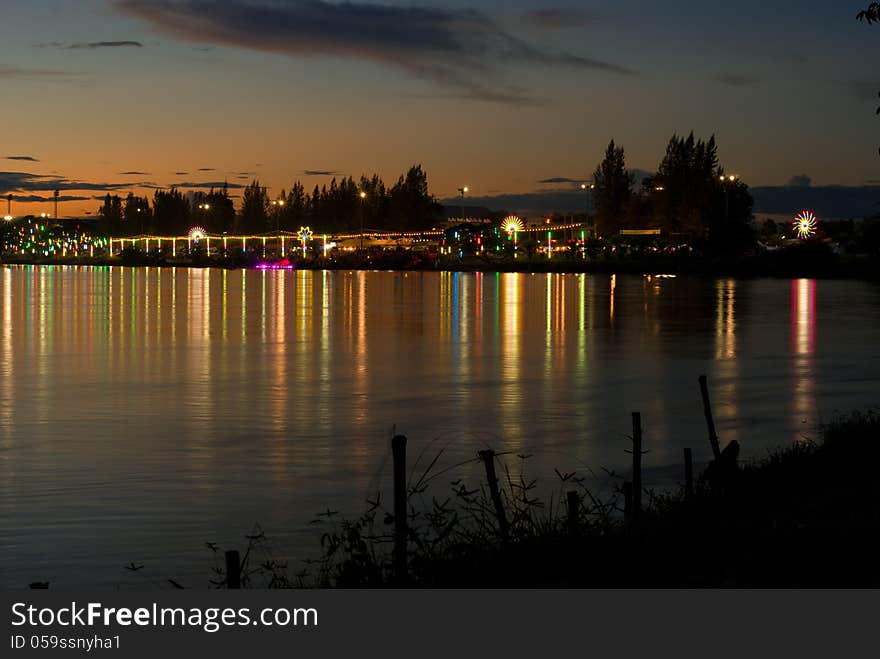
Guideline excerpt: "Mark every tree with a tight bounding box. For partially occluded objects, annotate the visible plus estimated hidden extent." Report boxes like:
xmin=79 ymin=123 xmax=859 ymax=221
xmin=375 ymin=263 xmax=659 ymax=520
xmin=152 ymin=188 xmax=190 ymax=235
xmin=387 ymin=165 xmax=442 ymax=230
xmin=98 ymin=194 xmax=123 ymax=226
xmin=123 ymin=193 xmax=150 ymax=236
xmin=239 ymin=181 xmax=269 ymax=233
xmin=858 ymin=3 xmax=880 ymax=23
xmin=592 ymin=140 xmax=634 ymax=238
xmin=193 ymin=186 xmax=235 ymax=234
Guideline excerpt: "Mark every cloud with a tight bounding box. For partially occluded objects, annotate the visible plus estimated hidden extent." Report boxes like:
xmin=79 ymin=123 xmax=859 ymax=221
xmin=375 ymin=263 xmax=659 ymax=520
xmin=304 ymin=170 xmax=338 ymax=176
xmin=62 ymin=41 xmax=144 ymax=49
xmin=713 ymin=73 xmax=761 ymax=87
xmin=174 ymin=181 xmax=244 ymax=189
xmin=538 ymin=177 xmax=587 ymax=185
xmin=7 ymin=194 xmax=92 ymax=203
xmin=0 ymin=171 xmax=148 ymax=194
xmin=174 ymin=171 xmax=189 ymax=175
xmin=520 ymin=8 xmax=597 ymax=30
xmin=6 ymin=155 xmax=39 ymax=162
xmin=197 ymin=167 xmax=215 ymax=171
xmin=119 ymin=170 xmax=151 ymax=175
xmin=787 ymin=175 xmax=812 ymax=187
xmin=114 ymin=0 xmax=633 ymax=103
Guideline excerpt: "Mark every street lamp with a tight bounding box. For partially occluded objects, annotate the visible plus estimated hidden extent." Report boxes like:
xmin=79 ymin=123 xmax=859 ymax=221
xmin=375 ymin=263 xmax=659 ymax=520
xmin=720 ymin=174 xmax=738 ymax=223
xmin=457 ymin=186 xmax=468 ymax=223
xmin=581 ymin=182 xmax=594 ymax=234
xmin=359 ymin=191 xmax=367 ymax=251
xmin=271 ymin=199 xmax=285 ymax=243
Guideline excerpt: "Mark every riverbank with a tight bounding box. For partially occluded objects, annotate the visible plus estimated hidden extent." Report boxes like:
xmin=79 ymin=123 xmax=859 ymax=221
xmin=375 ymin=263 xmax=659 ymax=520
xmin=287 ymin=410 xmax=879 ymax=588
xmin=3 ymin=243 xmax=878 ymax=279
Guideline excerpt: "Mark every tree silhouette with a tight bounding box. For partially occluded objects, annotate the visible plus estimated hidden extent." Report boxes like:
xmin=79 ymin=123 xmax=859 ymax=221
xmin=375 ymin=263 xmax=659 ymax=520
xmin=239 ymin=181 xmax=269 ymax=234
xmin=857 ymin=4 xmax=880 ymax=152
xmin=591 ymin=140 xmax=634 ymax=238
xmin=858 ymin=3 xmax=880 ymax=22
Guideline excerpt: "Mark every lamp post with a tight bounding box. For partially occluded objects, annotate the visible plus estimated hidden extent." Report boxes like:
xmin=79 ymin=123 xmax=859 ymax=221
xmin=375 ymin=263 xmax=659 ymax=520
xmin=6 ymin=194 xmax=12 ymax=219
xmin=359 ymin=190 xmax=367 ymax=251
xmin=272 ymin=199 xmax=285 ymax=254
xmin=53 ymin=189 xmax=59 ymax=222
xmin=720 ymin=174 xmax=737 ymax=224
xmin=457 ymin=186 xmax=468 ymax=223
xmin=581 ymin=182 xmax=594 ymax=236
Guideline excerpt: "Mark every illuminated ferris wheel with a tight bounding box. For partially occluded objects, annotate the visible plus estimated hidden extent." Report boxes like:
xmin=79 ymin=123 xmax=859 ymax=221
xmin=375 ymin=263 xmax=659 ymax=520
xmin=793 ymin=211 xmax=818 ymax=240
xmin=502 ymin=215 xmax=524 ymax=234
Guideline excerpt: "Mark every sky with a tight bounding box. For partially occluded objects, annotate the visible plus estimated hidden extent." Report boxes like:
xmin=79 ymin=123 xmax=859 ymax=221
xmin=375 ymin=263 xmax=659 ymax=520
xmin=0 ymin=0 xmax=878 ymax=218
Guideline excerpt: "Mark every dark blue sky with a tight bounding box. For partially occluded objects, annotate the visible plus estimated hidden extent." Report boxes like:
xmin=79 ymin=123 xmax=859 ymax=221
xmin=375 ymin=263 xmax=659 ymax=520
xmin=0 ymin=1 xmax=877 ymax=216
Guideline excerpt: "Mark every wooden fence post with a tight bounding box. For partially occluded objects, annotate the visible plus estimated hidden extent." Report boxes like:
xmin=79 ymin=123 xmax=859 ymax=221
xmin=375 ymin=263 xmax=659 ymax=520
xmin=699 ymin=375 xmax=722 ymax=461
xmin=631 ymin=412 xmax=643 ymax=519
xmin=392 ymin=435 xmax=408 ymax=583
xmin=479 ymin=450 xmax=510 ymax=541
xmin=684 ymin=447 xmax=694 ymax=501
xmin=225 ymin=550 xmax=241 ymax=589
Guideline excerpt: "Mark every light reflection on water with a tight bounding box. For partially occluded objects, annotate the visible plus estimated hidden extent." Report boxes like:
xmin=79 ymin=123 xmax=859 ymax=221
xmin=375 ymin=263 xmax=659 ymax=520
xmin=0 ymin=266 xmax=878 ymax=587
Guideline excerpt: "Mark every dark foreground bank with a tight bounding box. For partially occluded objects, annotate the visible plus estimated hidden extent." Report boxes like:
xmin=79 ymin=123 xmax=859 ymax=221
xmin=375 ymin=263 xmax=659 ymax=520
xmin=204 ymin=409 xmax=880 ymax=589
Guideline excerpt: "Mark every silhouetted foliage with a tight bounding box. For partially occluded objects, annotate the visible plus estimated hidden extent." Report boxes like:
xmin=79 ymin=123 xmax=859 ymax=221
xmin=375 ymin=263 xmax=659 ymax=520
xmin=152 ymin=188 xmax=190 ymax=236
xmin=239 ymin=181 xmax=269 ymax=234
xmin=858 ymin=3 xmax=880 ymax=23
xmin=193 ymin=186 xmax=235 ymax=234
xmin=123 ymin=193 xmax=151 ymax=236
xmin=592 ymin=140 xmax=634 ymax=237
xmin=98 ymin=194 xmax=123 ymax=226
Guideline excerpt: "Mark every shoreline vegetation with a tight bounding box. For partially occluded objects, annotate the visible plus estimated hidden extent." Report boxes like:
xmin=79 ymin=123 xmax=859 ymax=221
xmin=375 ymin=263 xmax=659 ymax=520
xmin=201 ymin=397 xmax=880 ymax=589
xmin=103 ymin=377 xmax=875 ymax=590
xmin=2 ymin=244 xmax=879 ymax=280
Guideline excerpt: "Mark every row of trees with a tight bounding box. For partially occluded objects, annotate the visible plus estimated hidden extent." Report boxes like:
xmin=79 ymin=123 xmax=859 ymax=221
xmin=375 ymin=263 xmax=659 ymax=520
xmin=98 ymin=166 xmax=442 ymax=237
xmin=591 ymin=133 xmax=754 ymax=253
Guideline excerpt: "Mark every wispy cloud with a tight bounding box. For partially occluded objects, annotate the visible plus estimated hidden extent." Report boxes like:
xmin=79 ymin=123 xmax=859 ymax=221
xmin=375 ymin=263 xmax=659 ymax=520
xmin=5 ymin=155 xmax=39 ymax=162
xmin=304 ymin=170 xmax=338 ymax=176
xmin=174 ymin=181 xmax=244 ymax=189
xmin=538 ymin=177 xmax=586 ymax=185
xmin=119 ymin=170 xmax=151 ymax=175
xmin=8 ymin=194 xmax=92 ymax=203
xmin=114 ymin=0 xmax=633 ymax=103
xmin=0 ymin=171 xmax=148 ymax=194
xmin=40 ymin=40 xmax=144 ymax=50
xmin=197 ymin=167 xmax=215 ymax=172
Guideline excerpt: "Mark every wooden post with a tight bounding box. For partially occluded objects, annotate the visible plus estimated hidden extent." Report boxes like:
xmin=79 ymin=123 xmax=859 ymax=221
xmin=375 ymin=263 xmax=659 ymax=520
xmin=684 ymin=448 xmax=694 ymax=501
xmin=566 ymin=490 xmax=579 ymax=536
xmin=392 ymin=435 xmax=408 ymax=583
xmin=479 ymin=450 xmax=509 ymax=541
xmin=699 ymin=375 xmax=722 ymax=460
xmin=623 ymin=482 xmax=633 ymax=522
xmin=225 ymin=550 xmax=241 ymax=589
xmin=631 ymin=412 xmax=643 ymax=519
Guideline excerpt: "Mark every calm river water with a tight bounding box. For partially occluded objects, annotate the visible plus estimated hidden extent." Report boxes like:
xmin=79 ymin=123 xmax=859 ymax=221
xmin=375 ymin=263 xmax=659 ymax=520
xmin=1 ymin=266 xmax=878 ymax=587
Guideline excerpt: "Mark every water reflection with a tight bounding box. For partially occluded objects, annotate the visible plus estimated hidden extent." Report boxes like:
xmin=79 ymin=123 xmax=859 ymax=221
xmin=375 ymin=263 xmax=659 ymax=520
xmin=791 ymin=279 xmax=817 ymax=437
xmin=0 ymin=267 xmax=876 ymax=588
